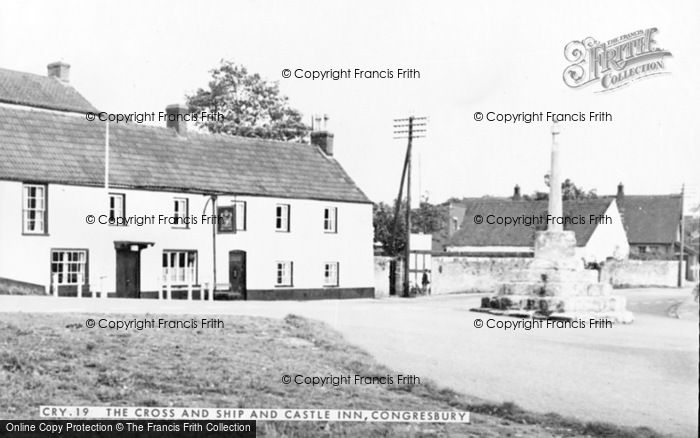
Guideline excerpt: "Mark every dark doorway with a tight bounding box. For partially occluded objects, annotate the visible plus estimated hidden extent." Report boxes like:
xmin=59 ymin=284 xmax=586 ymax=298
xmin=114 ymin=241 xmax=152 ymax=298
xmin=229 ymin=250 xmax=247 ymax=299
xmin=389 ymin=259 xmax=397 ymax=296
xmin=116 ymin=248 xmax=140 ymax=298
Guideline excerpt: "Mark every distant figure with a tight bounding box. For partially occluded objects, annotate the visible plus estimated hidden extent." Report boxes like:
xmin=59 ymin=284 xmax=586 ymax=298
xmin=585 ymin=260 xmax=604 ymax=282
xmin=421 ymin=272 xmax=430 ymax=295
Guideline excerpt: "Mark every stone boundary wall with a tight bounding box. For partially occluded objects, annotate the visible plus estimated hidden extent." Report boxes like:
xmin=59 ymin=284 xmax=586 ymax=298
xmin=600 ymin=260 xmax=685 ymax=288
xmin=427 ymin=256 xmax=687 ymax=294
xmin=431 ymin=256 xmax=535 ymax=295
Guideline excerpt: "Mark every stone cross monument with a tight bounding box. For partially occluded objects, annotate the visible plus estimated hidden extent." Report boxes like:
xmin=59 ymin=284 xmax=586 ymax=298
xmin=474 ymin=124 xmax=634 ymax=323
xmin=533 ymin=122 xmax=578 ymax=269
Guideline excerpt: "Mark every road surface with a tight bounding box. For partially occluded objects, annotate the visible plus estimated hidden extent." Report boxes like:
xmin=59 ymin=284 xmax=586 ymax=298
xmin=1 ymin=288 xmax=697 ymax=436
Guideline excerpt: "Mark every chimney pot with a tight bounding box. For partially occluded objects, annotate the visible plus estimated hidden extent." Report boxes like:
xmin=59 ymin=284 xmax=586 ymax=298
xmin=165 ymin=104 xmax=188 ymax=136
xmin=513 ymin=184 xmax=521 ymax=200
xmin=47 ymin=61 xmax=70 ymax=83
xmin=311 ymin=114 xmax=333 ymax=156
xmin=617 ymin=182 xmax=624 ymax=200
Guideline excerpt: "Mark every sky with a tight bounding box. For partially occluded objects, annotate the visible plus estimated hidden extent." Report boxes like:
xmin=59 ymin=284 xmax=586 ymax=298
xmin=1 ymin=0 xmax=699 ymax=209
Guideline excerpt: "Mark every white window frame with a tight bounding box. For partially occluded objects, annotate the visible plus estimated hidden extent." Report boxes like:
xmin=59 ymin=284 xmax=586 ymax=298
xmin=323 ymin=262 xmax=339 ymax=287
xmin=162 ymin=250 xmax=198 ymax=285
xmin=275 ymin=204 xmax=290 ymax=232
xmin=51 ymin=249 xmax=87 ymax=285
xmin=23 ymin=183 xmax=47 ymax=234
xmin=323 ymin=206 xmax=337 ymax=233
xmin=173 ymin=197 xmax=189 ymax=228
xmin=233 ymin=200 xmax=247 ymax=231
xmin=109 ymin=193 xmax=125 ymax=226
xmin=275 ymin=261 xmax=293 ymax=286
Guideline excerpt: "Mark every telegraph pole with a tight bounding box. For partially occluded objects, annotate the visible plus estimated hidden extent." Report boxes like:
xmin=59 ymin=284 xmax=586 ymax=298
xmin=678 ymin=183 xmax=685 ymax=287
xmin=393 ymin=116 xmax=427 ymax=297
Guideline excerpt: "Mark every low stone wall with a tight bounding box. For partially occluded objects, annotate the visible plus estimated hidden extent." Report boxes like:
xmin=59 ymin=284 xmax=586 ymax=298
xmin=431 ymin=256 xmax=534 ymax=295
xmin=374 ymin=256 xmax=393 ymax=298
xmin=0 ymin=277 xmax=46 ymax=295
xmin=601 ymin=260 xmax=685 ymax=288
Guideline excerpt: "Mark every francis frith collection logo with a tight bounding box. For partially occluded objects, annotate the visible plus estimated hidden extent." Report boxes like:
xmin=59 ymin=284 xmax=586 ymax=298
xmin=563 ymin=28 xmax=672 ymax=92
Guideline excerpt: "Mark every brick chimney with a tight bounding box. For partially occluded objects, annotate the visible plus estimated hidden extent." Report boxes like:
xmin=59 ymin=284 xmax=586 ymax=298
xmin=310 ymin=114 xmax=334 ymax=156
xmin=165 ymin=104 xmax=188 ymax=136
xmin=616 ymin=182 xmax=624 ymax=203
xmin=513 ymin=184 xmax=521 ymax=200
xmin=47 ymin=61 xmax=70 ymax=83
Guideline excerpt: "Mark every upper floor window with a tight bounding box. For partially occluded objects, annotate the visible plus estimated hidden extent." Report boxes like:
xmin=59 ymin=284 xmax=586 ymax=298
xmin=276 ymin=261 xmax=293 ymax=286
xmin=323 ymin=206 xmax=337 ymax=233
xmin=275 ymin=204 xmax=290 ymax=232
xmin=109 ymin=193 xmax=125 ymax=225
xmin=324 ymin=262 xmax=339 ymax=287
xmin=638 ymin=245 xmax=659 ymax=254
xmin=23 ymin=183 xmax=47 ymax=234
xmin=173 ymin=198 xmax=189 ymax=228
xmin=51 ymin=249 xmax=87 ymax=285
xmin=218 ymin=201 xmax=247 ymax=233
xmin=233 ymin=201 xmax=247 ymax=231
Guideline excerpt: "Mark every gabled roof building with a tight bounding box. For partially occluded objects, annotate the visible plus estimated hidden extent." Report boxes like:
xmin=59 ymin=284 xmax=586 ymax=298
xmin=444 ymin=196 xmax=629 ymax=264
xmin=612 ymin=183 xmax=683 ymax=258
xmin=0 ymin=62 xmax=374 ymax=300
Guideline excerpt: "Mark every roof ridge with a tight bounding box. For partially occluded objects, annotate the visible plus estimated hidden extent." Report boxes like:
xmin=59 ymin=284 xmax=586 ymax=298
xmin=0 ymin=66 xmax=97 ymax=113
xmin=112 ymin=121 xmax=315 ymax=150
xmin=0 ymin=66 xmax=52 ymax=79
xmin=0 ymin=105 xmax=371 ymax=204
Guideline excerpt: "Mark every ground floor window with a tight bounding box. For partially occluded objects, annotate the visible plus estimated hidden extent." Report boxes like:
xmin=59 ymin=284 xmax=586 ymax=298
xmin=51 ymin=249 xmax=87 ymax=285
xmin=276 ymin=261 xmax=293 ymax=286
xmin=162 ymin=250 xmax=197 ymax=284
xmin=324 ymin=262 xmax=339 ymax=286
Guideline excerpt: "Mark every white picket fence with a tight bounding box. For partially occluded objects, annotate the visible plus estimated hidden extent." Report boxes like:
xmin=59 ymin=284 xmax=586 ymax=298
xmin=160 ymin=281 xmax=215 ymax=301
xmin=51 ymin=273 xmax=95 ymax=298
xmin=51 ymin=273 xmax=215 ymax=301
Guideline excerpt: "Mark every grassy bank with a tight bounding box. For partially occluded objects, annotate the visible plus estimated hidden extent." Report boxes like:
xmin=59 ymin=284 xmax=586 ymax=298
xmin=0 ymin=313 xmax=663 ymax=437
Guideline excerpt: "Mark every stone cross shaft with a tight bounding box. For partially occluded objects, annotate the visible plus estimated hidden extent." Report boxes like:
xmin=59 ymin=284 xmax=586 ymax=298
xmin=548 ymin=123 xmax=563 ymax=231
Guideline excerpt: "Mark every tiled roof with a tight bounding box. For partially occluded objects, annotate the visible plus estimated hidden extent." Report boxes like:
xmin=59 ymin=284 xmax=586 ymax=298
xmin=447 ymin=198 xmax=613 ymax=248
xmin=0 ymin=67 xmax=97 ymax=113
xmin=0 ymin=106 xmax=371 ymax=203
xmin=616 ymin=195 xmax=681 ymax=244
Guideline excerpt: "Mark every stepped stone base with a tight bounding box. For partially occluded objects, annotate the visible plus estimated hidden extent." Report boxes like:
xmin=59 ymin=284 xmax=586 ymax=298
xmin=472 ymin=230 xmax=634 ymax=324
xmin=474 ymin=294 xmax=634 ymax=323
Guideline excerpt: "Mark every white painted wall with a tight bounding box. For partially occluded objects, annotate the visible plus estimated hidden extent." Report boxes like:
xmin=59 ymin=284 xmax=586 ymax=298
xmin=0 ymin=180 xmax=374 ymax=295
xmin=575 ymin=200 xmax=629 ymax=264
xmin=410 ymin=233 xmax=432 ymax=251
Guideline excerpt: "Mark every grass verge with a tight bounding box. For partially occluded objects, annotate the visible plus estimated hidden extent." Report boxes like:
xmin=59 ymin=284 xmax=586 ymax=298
xmin=0 ymin=313 xmax=665 ymax=437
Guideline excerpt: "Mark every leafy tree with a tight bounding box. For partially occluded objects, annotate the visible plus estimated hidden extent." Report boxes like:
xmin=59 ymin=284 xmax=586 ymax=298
xmin=373 ymin=202 xmax=405 ymax=256
xmin=523 ymin=175 xmax=597 ymax=201
xmin=412 ymin=201 xmax=448 ymax=234
xmin=186 ymin=61 xmax=310 ymax=142
xmin=561 ymin=178 xmax=598 ymax=200
xmin=373 ymin=201 xmax=446 ymax=256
